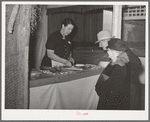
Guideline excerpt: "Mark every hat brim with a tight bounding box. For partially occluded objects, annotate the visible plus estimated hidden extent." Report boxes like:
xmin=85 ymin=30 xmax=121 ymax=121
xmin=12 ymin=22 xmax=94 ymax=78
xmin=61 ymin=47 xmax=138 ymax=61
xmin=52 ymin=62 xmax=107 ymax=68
xmin=95 ymin=36 xmax=114 ymax=44
xmin=107 ymin=46 xmax=127 ymax=52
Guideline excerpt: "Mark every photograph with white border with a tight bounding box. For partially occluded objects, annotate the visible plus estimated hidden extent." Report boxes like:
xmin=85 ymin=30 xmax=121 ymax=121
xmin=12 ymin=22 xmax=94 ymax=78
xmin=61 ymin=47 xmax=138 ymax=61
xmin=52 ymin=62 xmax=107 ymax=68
xmin=1 ymin=1 xmax=149 ymax=121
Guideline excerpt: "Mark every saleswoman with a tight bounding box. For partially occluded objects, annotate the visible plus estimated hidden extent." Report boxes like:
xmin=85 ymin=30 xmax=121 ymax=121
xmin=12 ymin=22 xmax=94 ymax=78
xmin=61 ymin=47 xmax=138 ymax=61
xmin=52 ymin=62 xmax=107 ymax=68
xmin=41 ymin=18 xmax=76 ymax=68
xmin=95 ymin=39 xmax=131 ymax=110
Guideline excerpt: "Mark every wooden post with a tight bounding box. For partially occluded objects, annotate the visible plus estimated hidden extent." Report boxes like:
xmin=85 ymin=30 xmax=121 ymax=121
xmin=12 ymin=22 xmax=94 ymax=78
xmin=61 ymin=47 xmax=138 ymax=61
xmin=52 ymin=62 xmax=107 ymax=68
xmin=17 ymin=5 xmax=32 ymax=109
xmin=7 ymin=5 xmax=19 ymax=33
xmin=112 ymin=5 xmax=122 ymax=38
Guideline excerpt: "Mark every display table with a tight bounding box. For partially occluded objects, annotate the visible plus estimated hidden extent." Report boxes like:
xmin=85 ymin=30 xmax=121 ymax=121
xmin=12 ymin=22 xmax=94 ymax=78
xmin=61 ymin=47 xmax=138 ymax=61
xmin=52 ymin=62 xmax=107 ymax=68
xmin=29 ymin=67 xmax=103 ymax=109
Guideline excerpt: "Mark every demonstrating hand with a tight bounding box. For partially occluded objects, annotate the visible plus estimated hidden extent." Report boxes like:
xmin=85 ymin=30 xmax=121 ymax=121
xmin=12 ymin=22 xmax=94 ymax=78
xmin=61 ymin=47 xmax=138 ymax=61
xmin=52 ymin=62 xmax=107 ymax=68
xmin=64 ymin=60 xmax=72 ymax=67
xmin=68 ymin=57 xmax=75 ymax=64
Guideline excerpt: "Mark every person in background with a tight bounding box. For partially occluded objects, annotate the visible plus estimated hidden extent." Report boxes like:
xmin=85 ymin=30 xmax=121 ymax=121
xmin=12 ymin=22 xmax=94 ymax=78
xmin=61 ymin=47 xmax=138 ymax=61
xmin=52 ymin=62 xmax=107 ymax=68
xmin=95 ymin=38 xmax=131 ymax=110
xmin=41 ymin=18 xmax=76 ymax=68
xmin=95 ymin=30 xmax=142 ymax=110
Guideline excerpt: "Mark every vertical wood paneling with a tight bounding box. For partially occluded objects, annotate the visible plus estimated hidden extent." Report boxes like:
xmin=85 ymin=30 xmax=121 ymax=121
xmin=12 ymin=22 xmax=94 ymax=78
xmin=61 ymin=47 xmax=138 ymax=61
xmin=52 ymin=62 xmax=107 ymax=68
xmin=47 ymin=10 xmax=103 ymax=43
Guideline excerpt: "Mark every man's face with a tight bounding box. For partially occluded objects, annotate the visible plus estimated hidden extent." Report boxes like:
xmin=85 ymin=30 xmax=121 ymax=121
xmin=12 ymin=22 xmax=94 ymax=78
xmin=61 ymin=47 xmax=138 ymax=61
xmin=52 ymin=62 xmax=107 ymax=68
xmin=99 ymin=39 xmax=110 ymax=50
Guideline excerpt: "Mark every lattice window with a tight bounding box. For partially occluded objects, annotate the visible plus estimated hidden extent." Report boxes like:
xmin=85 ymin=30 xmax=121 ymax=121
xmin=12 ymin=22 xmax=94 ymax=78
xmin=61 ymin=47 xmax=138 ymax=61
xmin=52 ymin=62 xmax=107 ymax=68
xmin=123 ymin=5 xmax=146 ymax=20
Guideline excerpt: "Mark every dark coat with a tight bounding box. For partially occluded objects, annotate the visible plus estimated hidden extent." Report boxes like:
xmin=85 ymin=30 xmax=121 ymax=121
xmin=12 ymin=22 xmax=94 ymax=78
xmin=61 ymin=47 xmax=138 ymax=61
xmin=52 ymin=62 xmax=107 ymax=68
xmin=126 ymin=48 xmax=142 ymax=109
xmin=126 ymin=48 xmax=142 ymax=85
xmin=95 ymin=62 xmax=131 ymax=110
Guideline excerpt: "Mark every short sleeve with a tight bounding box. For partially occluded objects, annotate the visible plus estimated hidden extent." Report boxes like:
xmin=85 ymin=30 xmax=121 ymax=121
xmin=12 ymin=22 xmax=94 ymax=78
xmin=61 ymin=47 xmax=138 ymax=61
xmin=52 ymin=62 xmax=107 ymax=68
xmin=46 ymin=33 xmax=58 ymax=50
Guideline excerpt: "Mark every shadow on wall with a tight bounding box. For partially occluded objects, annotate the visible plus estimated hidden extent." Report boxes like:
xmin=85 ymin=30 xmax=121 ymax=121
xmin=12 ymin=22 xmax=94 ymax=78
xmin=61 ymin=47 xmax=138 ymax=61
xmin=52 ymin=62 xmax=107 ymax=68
xmin=29 ymin=35 xmax=36 ymax=71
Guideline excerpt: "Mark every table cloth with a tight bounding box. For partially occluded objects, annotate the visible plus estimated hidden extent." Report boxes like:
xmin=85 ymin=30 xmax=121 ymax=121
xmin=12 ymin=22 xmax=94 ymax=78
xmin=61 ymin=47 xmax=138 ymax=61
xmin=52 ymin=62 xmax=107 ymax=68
xmin=30 ymin=68 xmax=102 ymax=109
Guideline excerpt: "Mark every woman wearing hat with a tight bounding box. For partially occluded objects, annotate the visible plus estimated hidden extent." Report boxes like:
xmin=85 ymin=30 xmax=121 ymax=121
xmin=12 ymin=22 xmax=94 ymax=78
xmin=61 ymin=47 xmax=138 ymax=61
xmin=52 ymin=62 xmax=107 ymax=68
xmin=95 ymin=30 xmax=142 ymax=110
xmin=95 ymin=38 xmax=131 ymax=110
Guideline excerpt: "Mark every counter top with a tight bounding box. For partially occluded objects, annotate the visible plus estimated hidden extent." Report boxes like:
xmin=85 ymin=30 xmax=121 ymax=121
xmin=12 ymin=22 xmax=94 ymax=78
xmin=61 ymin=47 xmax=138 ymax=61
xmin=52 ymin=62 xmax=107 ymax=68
xmin=30 ymin=67 xmax=103 ymax=88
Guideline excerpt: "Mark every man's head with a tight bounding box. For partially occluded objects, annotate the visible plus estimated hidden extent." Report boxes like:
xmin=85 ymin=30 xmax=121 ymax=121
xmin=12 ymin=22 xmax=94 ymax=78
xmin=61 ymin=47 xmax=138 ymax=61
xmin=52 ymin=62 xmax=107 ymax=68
xmin=95 ymin=30 xmax=114 ymax=50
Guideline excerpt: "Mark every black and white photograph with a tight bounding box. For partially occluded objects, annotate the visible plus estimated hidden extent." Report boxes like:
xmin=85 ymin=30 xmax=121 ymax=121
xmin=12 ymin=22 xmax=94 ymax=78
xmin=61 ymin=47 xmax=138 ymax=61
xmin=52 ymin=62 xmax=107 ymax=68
xmin=1 ymin=1 xmax=149 ymax=121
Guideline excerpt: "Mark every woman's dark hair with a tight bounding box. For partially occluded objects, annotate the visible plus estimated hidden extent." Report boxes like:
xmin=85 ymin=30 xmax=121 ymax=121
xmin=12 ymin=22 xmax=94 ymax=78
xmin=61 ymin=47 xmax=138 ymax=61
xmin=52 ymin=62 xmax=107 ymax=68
xmin=61 ymin=18 xmax=75 ymax=27
xmin=62 ymin=18 xmax=78 ymax=40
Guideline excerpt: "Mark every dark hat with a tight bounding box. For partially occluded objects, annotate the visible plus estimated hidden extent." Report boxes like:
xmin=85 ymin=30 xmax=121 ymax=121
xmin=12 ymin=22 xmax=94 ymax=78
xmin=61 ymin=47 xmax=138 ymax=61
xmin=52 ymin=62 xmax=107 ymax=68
xmin=107 ymin=38 xmax=127 ymax=52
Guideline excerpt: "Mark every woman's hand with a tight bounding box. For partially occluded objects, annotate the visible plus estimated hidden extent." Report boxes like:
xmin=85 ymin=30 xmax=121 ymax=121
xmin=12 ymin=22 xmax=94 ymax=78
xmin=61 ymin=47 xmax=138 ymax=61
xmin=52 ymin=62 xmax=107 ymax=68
xmin=68 ymin=57 xmax=75 ymax=64
xmin=64 ymin=60 xmax=72 ymax=67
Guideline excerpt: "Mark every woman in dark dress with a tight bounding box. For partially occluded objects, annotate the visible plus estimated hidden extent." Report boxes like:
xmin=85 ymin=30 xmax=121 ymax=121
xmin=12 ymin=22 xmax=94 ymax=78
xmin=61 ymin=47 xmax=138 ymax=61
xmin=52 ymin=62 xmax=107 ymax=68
xmin=41 ymin=18 xmax=76 ymax=68
xmin=95 ymin=39 xmax=131 ymax=110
